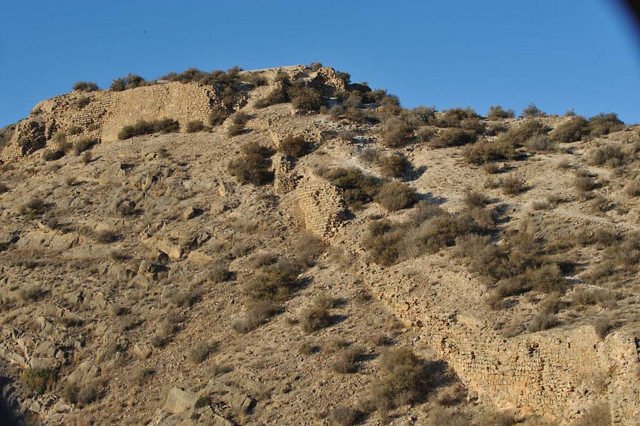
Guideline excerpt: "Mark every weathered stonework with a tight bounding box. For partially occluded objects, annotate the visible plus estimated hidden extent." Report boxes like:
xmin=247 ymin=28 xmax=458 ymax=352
xmin=1 ymin=82 xmax=235 ymax=162
xmin=366 ymin=268 xmax=640 ymax=425
xmin=296 ymin=176 xmax=346 ymax=238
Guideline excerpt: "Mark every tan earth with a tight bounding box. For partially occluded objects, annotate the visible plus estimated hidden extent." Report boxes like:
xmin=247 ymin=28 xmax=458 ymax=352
xmin=0 ymin=65 xmax=638 ymax=425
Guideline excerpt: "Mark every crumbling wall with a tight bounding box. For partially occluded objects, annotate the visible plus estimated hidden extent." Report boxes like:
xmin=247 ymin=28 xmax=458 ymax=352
xmin=296 ymin=176 xmax=346 ymax=238
xmin=1 ymin=82 xmax=223 ymax=162
xmin=365 ymin=267 xmax=640 ymax=425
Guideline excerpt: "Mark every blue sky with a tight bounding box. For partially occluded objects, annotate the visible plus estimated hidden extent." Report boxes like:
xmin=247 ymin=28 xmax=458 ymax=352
xmin=0 ymin=0 xmax=638 ymax=127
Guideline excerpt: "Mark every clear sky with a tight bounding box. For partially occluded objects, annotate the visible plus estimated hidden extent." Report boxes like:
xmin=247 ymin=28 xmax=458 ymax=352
xmin=1 ymin=0 xmax=638 ymax=127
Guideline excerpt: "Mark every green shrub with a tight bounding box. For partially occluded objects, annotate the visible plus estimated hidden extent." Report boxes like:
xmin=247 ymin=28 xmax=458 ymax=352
xmin=300 ymin=307 xmax=332 ymax=333
xmin=380 ymin=118 xmax=415 ymax=147
xmin=21 ymin=368 xmax=57 ymax=394
xmin=278 ymin=134 xmax=312 ymax=158
xmin=488 ymin=105 xmax=515 ymax=120
xmin=185 ymin=120 xmax=205 ymax=133
xmin=430 ymin=128 xmax=476 ymax=148
xmin=322 ymin=167 xmax=382 ymax=209
xmin=552 ymin=116 xmax=589 ymax=142
xmin=117 ymin=118 xmax=180 ymax=140
xmin=228 ymin=142 xmax=274 ymax=186
xmin=73 ymin=81 xmax=99 ymax=92
xmin=589 ymin=113 xmax=624 ymax=137
xmin=521 ymin=103 xmax=545 ymax=118
xmin=289 ymin=86 xmax=324 ymax=112
xmin=110 ymin=74 xmax=146 ymax=91
xmin=374 ymin=181 xmax=418 ymax=212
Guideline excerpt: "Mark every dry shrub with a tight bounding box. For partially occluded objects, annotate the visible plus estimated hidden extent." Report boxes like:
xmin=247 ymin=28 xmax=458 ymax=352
xmin=227 ymin=111 xmax=250 ymax=136
xmin=73 ymin=137 xmax=98 ymax=155
xmin=430 ymin=128 xmax=476 ymax=148
xmin=331 ymin=348 xmax=363 ymax=374
xmin=290 ymin=85 xmax=324 ymax=112
xmin=278 ymin=134 xmax=312 ymax=158
xmin=330 ymin=406 xmax=359 ymax=426
xmin=19 ymin=197 xmax=48 ymax=217
xmin=232 ymin=301 xmax=281 ymax=333
xmin=527 ymin=313 xmax=559 ymax=333
xmin=370 ymin=349 xmax=429 ymax=411
xmin=589 ymin=113 xmax=624 ymax=137
xmin=73 ymin=81 xmax=99 ymax=92
xmin=501 ymin=174 xmax=526 ymax=195
xmin=436 ymin=107 xmax=478 ymax=128
xmin=313 ymin=294 xmax=339 ymax=309
xmin=21 ymin=368 xmax=57 ymax=394
xmin=571 ymin=287 xmax=615 ymax=307
xmin=462 ymin=190 xmax=489 ymax=209
xmin=476 ymin=410 xmax=517 ymax=426
xmin=488 ymin=105 xmax=515 ymax=120
xmin=110 ymin=73 xmax=146 ymax=91
xmin=42 ymin=148 xmax=65 ymax=161
xmin=524 ymin=134 xmax=554 ymax=152
xmin=374 ymin=181 xmax=418 ymax=212
xmin=552 ymin=116 xmax=589 ymax=142
xmin=207 ymin=263 xmax=233 ymax=283
xmin=589 ymin=144 xmax=633 ymax=168
xmin=574 ymin=174 xmax=597 ymax=192
xmin=188 ymin=342 xmax=216 ymax=364
xmin=185 ymin=120 xmax=205 ymax=133
xmin=462 ymin=140 xmax=504 ymax=165
xmin=300 ymin=307 xmax=332 ymax=333
xmin=425 ymin=406 xmax=470 ymax=426
xmin=572 ymin=402 xmax=611 ymax=426
xmin=228 ymin=142 xmax=274 ymax=186
xmin=117 ymin=118 xmax=179 ymax=140
xmin=291 ymin=232 xmax=327 ymax=267
xmin=94 ymin=229 xmax=118 ymax=243
xmin=243 ymin=259 xmax=301 ymax=302
xmin=208 ymin=105 xmax=229 ymax=126
xmin=377 ymin=152 xmax=410 ymax=178
xmin=380 ymin=118 xmax=415 ymax=147
xmin=521 ymin=103 xmax=545 ymax=118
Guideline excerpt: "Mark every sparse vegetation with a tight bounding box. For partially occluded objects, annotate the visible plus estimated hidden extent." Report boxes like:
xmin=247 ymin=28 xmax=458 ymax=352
xmin=117 ymin=118 xmax=180 ymax=140
xmin=227 ymin=111 xmax=250 ymax=136
xmin=21 ymin=368 xmax=57 ymax=394
xmin=369 ymin=349 xmax=429 ymax=411
xmin=228 ymin=142 xmax=274 ymax=186
xmin=488 ymin=105 xmax=515 ymax=120
xmin=552 ymin=116 xmax=589 ymax=142
xmin=233 ymin=301 xmax=280 ymax=333
xmin=110 ymin=74 xmax=146 ymax=91
xmin=374 ymin=181 xmax=418 ymax=211
xmin=185 ymin=120 xmax=205 ymax=133
xmin=300 ymin=307 xmax=332 ymax=333
xmin=277 ymin=134 xmax=312 ymax=158
xmin=73 ymin=81 xmax=99 ymax=92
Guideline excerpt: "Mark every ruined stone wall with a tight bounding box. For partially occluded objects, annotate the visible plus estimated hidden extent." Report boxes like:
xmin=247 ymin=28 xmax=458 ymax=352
xmin=366 ymin=271 xmax=640 ymax=425
xmin=1 ymin=82 xmax=222 ymax=162
xmin=296 ymin=176 xmax=346 ymax=238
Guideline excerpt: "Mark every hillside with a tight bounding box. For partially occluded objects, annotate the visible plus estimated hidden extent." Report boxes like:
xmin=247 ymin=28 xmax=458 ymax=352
xmin=0 ymin=64 xmax=639 ymax=426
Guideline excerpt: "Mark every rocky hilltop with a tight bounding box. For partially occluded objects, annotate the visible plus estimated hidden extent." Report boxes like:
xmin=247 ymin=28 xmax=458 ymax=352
xmin=0 ymin=64 xmax=638 ymax=425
